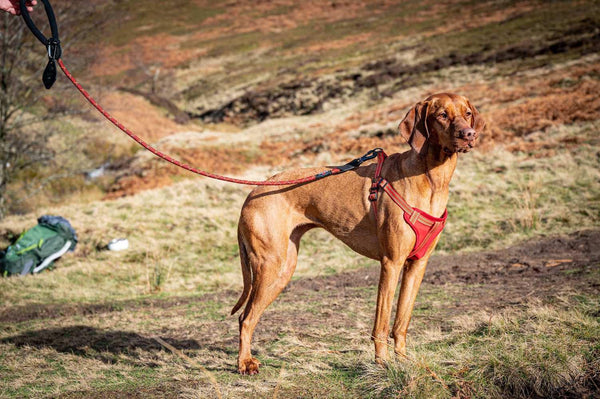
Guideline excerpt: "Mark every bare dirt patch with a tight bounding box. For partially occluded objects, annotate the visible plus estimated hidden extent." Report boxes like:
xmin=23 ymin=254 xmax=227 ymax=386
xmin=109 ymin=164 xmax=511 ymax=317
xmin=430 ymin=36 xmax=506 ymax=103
xmin=287 ymin=229 xmax=600 ymax=313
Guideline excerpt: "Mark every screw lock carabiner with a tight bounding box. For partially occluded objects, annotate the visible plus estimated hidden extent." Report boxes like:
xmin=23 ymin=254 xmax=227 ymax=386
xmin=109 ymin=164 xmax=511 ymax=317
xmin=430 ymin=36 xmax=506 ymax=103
xmin=47 ymin=37 xmax=62 ymax=60
xmin=20 ymin=0 xmax=62 ymax=89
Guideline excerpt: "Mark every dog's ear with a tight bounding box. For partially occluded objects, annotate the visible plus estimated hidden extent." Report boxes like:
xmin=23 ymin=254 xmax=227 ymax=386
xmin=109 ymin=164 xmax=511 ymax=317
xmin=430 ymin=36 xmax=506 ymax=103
xmin=398 ymin=101 xmax=430 ymax=155
xmin=467 ymin=100 xmax=485 ymax=134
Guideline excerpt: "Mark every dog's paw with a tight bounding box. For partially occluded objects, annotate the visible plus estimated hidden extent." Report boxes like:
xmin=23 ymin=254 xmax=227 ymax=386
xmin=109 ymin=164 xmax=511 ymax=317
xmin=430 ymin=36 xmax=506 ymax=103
xmin=374 ymin=355 xmax=389 ymax=367
xmin=238 ymin=357 xmax=261 ymax=375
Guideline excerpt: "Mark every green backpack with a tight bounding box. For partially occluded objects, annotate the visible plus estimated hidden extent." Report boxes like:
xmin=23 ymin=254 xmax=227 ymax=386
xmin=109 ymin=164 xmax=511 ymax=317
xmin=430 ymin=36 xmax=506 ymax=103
xmin=0 ymin=215 xmax=78 ymax=277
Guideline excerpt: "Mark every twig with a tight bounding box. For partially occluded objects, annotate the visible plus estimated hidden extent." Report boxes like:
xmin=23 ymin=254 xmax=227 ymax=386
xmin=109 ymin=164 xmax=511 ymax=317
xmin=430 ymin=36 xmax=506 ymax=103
xmin=397 ymin=351 xmax=450 ymax=392
xmin=280 ymin=346 xmax=300 ymax=357
xmin=422 ymin=362 xmax=449 ymax=392
xmin=272 ymin=364 xmax=285 ymax=399
xmin=153 ymin=336 xmax=222 ymax=399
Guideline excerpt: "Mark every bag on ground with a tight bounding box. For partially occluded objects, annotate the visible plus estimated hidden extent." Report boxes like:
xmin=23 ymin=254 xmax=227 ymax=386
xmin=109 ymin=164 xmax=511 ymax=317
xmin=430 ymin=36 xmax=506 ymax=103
xmin=0 ymin=215 xmax=77 ymax=277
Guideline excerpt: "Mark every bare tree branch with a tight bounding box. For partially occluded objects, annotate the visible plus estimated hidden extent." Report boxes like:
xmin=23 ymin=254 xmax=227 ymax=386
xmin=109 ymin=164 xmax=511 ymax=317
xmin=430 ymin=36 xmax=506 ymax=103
xmin=0 ymin=1 xmax=111 ymax=219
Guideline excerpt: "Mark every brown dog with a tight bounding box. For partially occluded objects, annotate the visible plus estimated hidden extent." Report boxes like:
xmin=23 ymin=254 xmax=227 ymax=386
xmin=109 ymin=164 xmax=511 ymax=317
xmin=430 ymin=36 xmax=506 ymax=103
xmin=231 ymin=93 xmax=485 ymax=374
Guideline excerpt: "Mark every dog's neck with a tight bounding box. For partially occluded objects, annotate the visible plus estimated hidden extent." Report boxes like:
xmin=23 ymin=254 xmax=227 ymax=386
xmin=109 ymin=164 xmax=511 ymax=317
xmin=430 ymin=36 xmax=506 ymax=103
xmin=422 ymin=146 xmax=458 ymax=192
xmin=395 ymin=145 xmax=458 ymax=214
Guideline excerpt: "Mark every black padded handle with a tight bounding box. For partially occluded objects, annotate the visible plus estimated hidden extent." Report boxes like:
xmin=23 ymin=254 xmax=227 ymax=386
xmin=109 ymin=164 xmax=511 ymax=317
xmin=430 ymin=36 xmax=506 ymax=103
xmin=20 ymin=0 xmax=60 ymax=55
xmin=20 ymin=0 xmax=62 ymax=88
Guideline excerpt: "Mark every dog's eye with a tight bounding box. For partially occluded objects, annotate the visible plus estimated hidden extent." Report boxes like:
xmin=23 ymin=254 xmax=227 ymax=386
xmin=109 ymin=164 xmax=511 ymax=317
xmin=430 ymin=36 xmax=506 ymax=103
xmin=466 ymin=110 xmax=472 ymax=117
xmin=439 ymin=112 xmax=448 ymax=119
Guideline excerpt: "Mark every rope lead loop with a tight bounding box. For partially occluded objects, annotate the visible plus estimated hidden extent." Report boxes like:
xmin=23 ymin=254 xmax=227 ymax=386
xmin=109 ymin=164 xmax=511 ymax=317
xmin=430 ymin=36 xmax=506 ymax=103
xmin=20 ymin=0 xmax=62 ymax=89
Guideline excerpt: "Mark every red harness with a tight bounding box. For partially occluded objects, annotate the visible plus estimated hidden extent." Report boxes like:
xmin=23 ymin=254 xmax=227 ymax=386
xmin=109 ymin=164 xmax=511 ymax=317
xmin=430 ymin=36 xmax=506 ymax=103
xmin=368 ymin=151 xmax=447 ymax=260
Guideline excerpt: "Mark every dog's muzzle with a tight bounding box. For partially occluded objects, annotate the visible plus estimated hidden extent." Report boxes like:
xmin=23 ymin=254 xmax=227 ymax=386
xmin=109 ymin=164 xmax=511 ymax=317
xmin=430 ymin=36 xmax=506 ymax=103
xmin=444 ymin=128 xmax=478 ymax=154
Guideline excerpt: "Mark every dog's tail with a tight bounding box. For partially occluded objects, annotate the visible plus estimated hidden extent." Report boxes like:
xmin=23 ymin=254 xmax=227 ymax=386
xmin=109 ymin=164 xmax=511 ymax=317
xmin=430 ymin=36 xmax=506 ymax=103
xmin=231 ymin=229 xmax=252 ymax=315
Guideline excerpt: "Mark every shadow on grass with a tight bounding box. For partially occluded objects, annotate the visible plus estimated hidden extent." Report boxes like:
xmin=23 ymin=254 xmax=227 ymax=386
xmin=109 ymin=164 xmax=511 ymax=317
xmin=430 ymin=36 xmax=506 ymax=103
xmin=1 ymin=326 xmax=201 ymax=365
xmin=0 ymin=290 xmax=238 ymax=324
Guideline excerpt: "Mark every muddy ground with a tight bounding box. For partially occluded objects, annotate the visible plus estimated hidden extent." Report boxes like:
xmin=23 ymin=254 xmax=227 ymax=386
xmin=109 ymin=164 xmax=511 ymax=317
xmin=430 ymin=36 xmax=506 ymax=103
xmin=297 ymin=228 xmax=599 ymax=314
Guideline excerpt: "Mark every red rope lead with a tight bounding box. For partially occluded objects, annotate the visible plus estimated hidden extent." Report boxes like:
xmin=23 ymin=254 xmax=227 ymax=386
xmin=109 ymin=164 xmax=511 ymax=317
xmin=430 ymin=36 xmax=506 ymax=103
xmin=58 ymin=59 xmax=330 ymax=186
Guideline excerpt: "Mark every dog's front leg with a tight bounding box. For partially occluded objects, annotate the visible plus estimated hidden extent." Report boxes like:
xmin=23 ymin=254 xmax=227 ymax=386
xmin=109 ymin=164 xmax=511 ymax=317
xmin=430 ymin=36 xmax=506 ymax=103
xmin=372 ymin=257 xmax=404 ymax=364
xmin=391 ymin=256 xmax=430 ymax=357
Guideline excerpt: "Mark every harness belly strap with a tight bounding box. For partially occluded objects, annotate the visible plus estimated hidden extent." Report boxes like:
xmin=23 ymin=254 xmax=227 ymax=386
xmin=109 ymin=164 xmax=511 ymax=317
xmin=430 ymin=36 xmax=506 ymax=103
xmin=369 ymin=151 xmax=447 ymax=260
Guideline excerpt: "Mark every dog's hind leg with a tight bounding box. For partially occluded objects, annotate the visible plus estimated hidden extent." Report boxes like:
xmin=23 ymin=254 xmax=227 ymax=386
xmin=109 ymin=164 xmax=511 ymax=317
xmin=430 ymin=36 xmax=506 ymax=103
xmin=236 ymin=223 xmax=307 ymax=375
xmin=231 ymin=229 xmax=252 ymax=316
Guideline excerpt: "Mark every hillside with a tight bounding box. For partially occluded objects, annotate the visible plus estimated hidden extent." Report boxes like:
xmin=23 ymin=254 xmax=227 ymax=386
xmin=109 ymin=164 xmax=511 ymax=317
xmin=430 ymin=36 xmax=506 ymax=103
xmin=9 ymin=0 xmax=597 ymax=203
xmin=0 ymin=0 xmax=599 ymax=397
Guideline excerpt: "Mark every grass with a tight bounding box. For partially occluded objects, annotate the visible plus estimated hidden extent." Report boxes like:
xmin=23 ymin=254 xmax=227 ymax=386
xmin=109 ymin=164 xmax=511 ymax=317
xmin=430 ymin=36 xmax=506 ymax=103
xmin=359 ymin=298 xmax=600 ymax=398
xmin=4 ymin=292 xmax=595 ymax=397
xmin=1 ymin=122 xmax=598 ymax=304
xmin=11 ymin=0 xmax=597 ymax=216
xmin=423 ymin=1 xmax=599 ymax=57
xmin=1 ymin=114 xmax=598 ymax=398
xmin=1 ymin=0 xmax=599 ymax=397
xmin=0 ymin=121 xmax=598 ymax=396
xmin=106 ymin=0 xmax=226 ymax=46
xmin=0 ymin=179 xmax=367 ymax=305
xmin=96 ymin=0 xmax=599 ymax=105
xmin=177 ymin=0 xmax=600 ymax=106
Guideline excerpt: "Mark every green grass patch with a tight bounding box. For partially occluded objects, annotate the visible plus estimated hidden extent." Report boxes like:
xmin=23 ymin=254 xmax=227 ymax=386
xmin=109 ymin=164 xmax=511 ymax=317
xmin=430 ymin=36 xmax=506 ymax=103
xmin=359 ymin=297 xmax=600 ymax=398
xmin=106 ymin=0 xmax=225 ymax=45
xmin=423 ymin=0 xmax=599 ymax=57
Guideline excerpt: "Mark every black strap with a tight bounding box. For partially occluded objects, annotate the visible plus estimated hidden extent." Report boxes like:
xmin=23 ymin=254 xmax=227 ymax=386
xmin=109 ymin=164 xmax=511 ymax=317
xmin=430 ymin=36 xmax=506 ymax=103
xmin=20 ymin=0 xmax=62 ymax=88
xmin=314 ymin=148 xmax=383 ymax=180
xmin=336 ymin=148 xmax=383 ymax=173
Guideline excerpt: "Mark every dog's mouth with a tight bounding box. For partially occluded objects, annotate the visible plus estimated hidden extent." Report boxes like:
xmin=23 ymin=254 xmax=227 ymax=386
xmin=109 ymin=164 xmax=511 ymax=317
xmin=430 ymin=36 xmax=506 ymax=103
xmin=444 ymin=139 xmax=475 ymax=154
xmin=459 ymin=133 xmax=478 ymax=152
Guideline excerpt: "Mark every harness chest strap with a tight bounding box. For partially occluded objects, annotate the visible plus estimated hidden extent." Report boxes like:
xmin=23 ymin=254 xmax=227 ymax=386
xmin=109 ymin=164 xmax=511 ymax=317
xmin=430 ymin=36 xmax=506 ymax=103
xmin=369 ymin=151 xmax=448 ymax=260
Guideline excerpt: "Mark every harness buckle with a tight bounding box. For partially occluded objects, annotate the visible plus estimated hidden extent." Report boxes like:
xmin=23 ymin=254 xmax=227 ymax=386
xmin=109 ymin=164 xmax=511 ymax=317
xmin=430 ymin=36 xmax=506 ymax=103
xmin=368 ymin=177 xmax=382 ymax=202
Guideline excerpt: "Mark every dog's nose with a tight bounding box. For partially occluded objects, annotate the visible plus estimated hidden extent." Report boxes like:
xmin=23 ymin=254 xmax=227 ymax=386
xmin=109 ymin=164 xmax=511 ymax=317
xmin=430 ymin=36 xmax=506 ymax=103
xmin=459 ymin=128 xmax=476 ymax=140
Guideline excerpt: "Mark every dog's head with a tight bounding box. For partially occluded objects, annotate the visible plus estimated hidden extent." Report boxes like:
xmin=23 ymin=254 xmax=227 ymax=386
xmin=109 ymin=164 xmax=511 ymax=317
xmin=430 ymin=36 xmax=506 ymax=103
xmin=398 ymin=93 xmax=485 ymax=156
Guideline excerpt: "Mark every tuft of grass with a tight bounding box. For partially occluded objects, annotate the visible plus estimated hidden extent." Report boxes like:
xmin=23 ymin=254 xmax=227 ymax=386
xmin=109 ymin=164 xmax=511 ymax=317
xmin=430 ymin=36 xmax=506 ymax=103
xmin=145 ymin=250 xmax=173 ymax=294
xmin=359 ymin=297 xmax=600 ymax=398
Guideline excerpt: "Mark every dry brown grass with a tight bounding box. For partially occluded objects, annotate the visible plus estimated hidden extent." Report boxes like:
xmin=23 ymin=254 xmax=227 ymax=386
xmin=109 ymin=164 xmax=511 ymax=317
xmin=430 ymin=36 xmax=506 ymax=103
xmin=98 ymin=91 xmax=186 ymax=141
xmin=90 ymin=35 xmax=209 ymax=79
xmin=198 ymin=0 xmax=374 ymax=34
xmin=457 ymin=58 xmax=600 ymax=146
xmin=49 ymin=0 xmax=598 ymax=201
xmin=102 ymin=54 xmax=600 ymax=198
xmin=3 ymin=1 xmax=598 ymax=396
xmin=489 ymin=79 xmax=600 ymax=141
